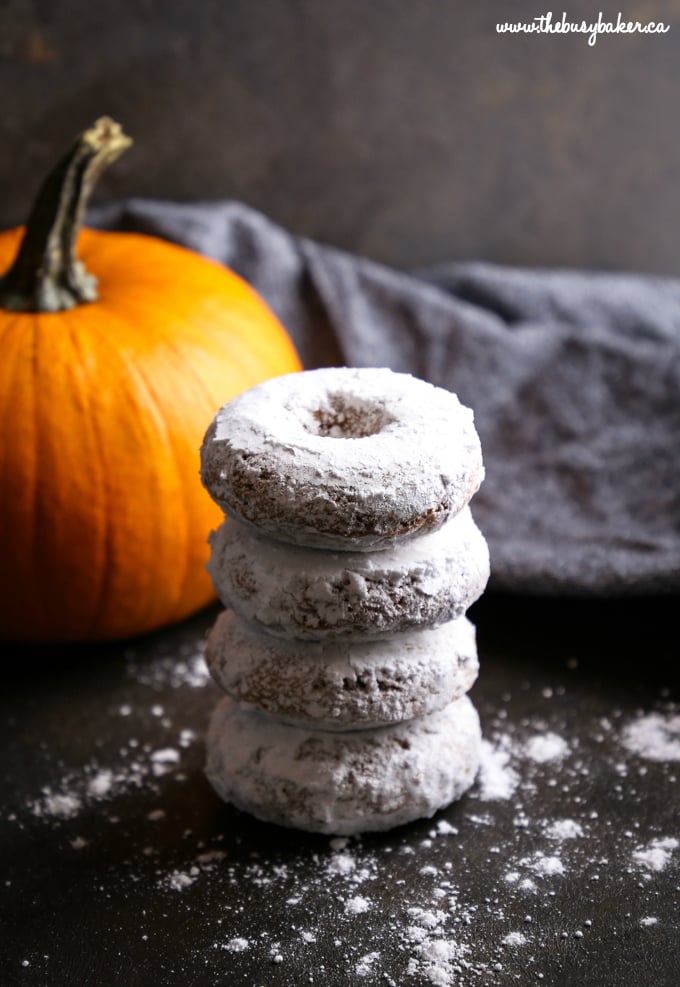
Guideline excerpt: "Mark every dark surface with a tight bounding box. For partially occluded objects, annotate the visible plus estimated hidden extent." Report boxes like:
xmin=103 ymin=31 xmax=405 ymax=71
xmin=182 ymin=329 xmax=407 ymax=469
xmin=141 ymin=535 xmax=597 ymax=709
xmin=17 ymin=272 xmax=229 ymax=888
xmin=1 ymin=593 xmax=678 ymax=986
xmin=1 ymin=1 xmax=680 ymax=274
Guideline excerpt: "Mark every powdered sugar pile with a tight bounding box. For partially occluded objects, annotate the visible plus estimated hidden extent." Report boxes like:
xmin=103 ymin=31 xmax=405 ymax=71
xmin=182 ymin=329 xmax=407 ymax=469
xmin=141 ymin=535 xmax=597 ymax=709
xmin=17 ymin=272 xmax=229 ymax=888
xmin=502 ymin=931 xmax=527 ymax=947
xmin=544 ymin=819 xmax=584 ymax=841
xmin=127 ymin=642 xmax=212 ymax=691
xmin=523 ymin=731 xmax=569 ymax=763
xmin=344 ymin=895 xmax=371 ymax=915
xmin=632 ymin=837 xmax=678 ymax=875
xmin=476 ymin=737 xmax=519 ymax=800
xmin=405 ymin=906 xmax=472 ymax=986
xmin=620 ymin=712 xmax=680 ymax=761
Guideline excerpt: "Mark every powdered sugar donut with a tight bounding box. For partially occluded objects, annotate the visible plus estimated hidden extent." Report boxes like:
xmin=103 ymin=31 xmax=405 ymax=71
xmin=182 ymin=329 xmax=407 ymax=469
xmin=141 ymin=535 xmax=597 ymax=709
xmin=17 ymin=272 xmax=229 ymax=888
xmin=200 ymin=367 xmax=484 ymax=550
xmin=207 ymin=507 xmax=489 ymax=641
xmin=205 ymin=609 xmax=479 ymax=730
xmin=205 ymin=694 xmax=482 ymax=834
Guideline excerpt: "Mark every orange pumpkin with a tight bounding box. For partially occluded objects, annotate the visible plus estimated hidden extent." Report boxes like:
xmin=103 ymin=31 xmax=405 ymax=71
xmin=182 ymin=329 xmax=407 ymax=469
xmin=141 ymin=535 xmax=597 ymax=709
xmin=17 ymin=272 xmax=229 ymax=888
xmin=0 ymin=117 xmax=301 ymax=643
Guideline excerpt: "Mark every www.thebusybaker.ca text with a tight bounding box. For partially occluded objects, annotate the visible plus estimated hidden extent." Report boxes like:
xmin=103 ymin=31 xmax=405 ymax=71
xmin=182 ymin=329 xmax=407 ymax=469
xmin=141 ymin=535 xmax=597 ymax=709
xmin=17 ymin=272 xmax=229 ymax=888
xmin=496 ymin=11 xmax=670 ymax=46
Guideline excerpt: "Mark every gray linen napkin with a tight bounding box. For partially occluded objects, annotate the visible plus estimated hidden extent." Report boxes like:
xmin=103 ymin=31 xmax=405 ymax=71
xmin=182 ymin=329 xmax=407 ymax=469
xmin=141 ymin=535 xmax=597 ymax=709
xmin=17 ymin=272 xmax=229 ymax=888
xmin=90 ymin=199 xmax=680 ymax=596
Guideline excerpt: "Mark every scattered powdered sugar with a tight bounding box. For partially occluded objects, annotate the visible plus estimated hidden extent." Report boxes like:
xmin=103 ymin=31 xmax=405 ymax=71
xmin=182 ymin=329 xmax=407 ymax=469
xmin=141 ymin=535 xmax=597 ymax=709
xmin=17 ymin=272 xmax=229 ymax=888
xmin=31 ymin=792 xmax=82 ymax=820
xmin=127 ymin=644 xmax=212 ymax=691
xmin=544 ymin=819 xmax=584 ymax=841
xmin=150 ymin=748 xmax=180 ymax=776
xmin=523 ymin=732 xmax=569 ymax=764
xmin=476 ymin=738 xmax=519 ymax=800
xmin=529 ymin=854 xmax=565 ymax=877
xmin=161 ymin=849 xmax=227 ymax=892
xmin=345 ymin=895 xmax=371 ymax=915
xmin=224 ymin=937 xmax=250 ymax=952
xmin=166 ymin=869 xmax=198 ymax=891
xmin=504 ymin=872 xmax=537 ymax=892
xmin=27 ymin=747 xmax=186 ymax=820
xmin=506 ymin=851 xmax=565 ymax=886
xmin=87 ymin=769 xmax=114 ymax=798
xmin=474 ymin=727 xmax=569 ymax=801
xmin=179 ymin=728 xmax=196 ymax=748
xmin=405 ymin=907 xmax=472 ymax=986
xmin=18 ymin=647 xmax=209 ymax=824
xmin=356 ymin=951 xmax=380 ymax=976
xmin=502 ymin=931 xmax=527 ymax=947
xmin=323 ymin=850 xmax=375 ymax=885
xmin=620 ymin=712 xmax=680 ymax=761
xmin=632 ymin=837 xmax=678 ymax=874
xmin=407 ymin=907 xmax=448 ymax=934
xmin=407 ymin=937 xmax=471 ymax=987
xmin=325 ymin=850 xmax=357 ymax=877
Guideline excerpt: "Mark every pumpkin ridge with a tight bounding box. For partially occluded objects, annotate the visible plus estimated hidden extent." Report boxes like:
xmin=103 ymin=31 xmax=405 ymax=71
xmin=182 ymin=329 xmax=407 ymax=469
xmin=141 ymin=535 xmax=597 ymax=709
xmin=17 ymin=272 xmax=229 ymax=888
xmin=28 ymin=317 xmax=40 ymax=616
xmin=64 ymin=313 xmax=114 ymax=638
xmin=119 ymin=347 xmax=193 ymax=628
xmin=74 ymin=306 xmax=174 ymax=639
xmin=0 ymin=315 xmax=37 ymax=635
xmin=158 ymin=335 xmax=226 ymax=618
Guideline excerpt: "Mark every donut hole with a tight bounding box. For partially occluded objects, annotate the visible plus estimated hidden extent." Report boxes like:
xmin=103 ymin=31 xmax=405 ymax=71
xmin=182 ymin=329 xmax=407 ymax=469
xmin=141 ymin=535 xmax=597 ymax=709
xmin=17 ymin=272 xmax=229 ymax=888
xmin=304 ymin=392 xmax=395 ymax=439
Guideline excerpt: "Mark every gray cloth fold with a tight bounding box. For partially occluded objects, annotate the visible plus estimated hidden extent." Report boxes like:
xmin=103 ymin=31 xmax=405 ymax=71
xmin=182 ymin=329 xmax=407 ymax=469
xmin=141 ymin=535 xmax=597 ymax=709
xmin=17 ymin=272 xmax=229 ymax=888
xmin=90 ymin=199 xmax=680 ymax=595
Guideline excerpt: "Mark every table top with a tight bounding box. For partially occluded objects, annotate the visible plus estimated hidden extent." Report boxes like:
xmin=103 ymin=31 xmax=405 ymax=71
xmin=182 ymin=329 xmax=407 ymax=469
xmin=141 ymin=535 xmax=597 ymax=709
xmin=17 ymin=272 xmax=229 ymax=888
xmin=1 ymin=592 xmax=678 ymax=987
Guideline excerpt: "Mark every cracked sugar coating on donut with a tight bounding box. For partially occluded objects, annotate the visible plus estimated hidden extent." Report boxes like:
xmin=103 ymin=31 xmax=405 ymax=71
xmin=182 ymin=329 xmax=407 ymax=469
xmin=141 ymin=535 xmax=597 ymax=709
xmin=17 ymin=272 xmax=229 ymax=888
xmin=205 ymin=609 xmax=479 ymax=730
xmin=207 ymin=507 xmax=490 ymax=641
xmin=199 ymin=367 xmax=484 ymax=550
xmin=205 ymin=695 xmax=482 ymax=835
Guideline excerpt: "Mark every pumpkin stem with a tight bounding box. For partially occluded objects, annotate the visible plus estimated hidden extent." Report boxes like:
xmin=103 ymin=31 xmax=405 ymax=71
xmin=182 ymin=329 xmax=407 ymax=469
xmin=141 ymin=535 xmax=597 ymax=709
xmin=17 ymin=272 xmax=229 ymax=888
xmin=0 ymin=116 xmax=132 ymax=312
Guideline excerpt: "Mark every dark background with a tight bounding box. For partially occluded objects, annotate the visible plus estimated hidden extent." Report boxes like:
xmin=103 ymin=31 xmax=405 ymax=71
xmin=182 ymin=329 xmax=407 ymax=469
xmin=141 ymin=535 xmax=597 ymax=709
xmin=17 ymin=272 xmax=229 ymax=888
xmin=1 ymin=0 xmax=679 ymax=273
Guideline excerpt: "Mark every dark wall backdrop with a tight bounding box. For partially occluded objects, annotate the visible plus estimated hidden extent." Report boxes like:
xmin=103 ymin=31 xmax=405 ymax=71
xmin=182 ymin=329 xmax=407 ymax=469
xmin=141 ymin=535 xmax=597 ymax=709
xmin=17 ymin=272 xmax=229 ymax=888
xmin=1 ymin=0 xmax=679 ymax=273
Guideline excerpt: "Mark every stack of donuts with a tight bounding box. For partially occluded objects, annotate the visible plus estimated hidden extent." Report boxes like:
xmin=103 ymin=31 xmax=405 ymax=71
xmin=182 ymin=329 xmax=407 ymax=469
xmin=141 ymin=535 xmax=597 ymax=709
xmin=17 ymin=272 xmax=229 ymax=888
xmin=199 ymin=367 xmax=489 ymax=835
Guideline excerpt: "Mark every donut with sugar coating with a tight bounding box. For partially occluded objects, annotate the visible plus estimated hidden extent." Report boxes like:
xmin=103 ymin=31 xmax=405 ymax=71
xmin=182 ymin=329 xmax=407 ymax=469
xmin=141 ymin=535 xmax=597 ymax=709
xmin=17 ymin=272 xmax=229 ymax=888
xmin=200 ymin=367 xmax=484 ymax=550
xmin=205 ymin=609 xmax=479 ymax=730
xmin=207 ymin=506 xmax=489 ymax=641
xmin=205 ymin=694 xmax=482 ymax=834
